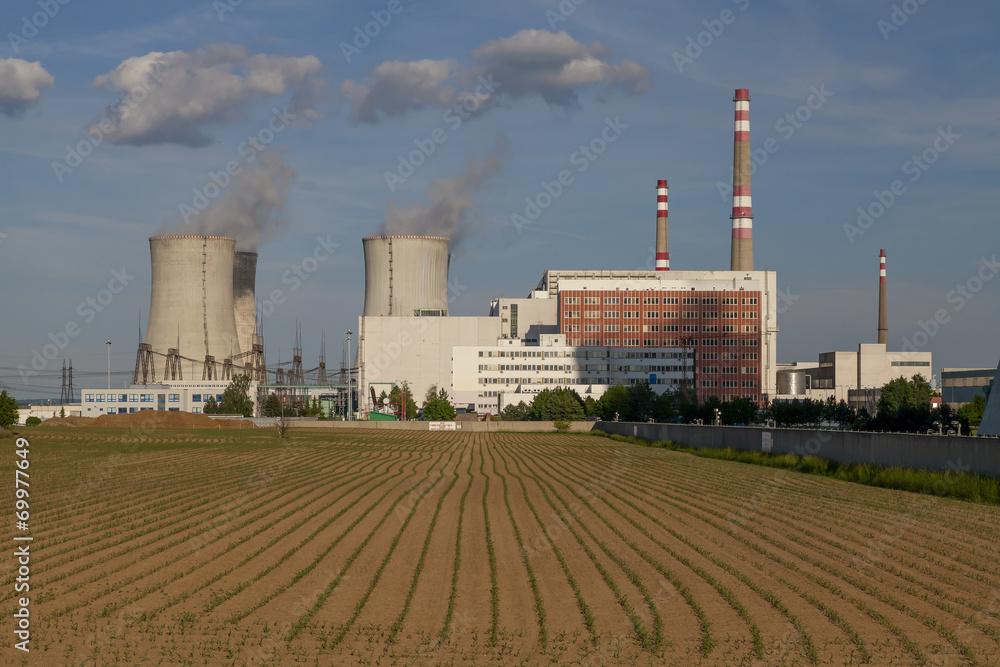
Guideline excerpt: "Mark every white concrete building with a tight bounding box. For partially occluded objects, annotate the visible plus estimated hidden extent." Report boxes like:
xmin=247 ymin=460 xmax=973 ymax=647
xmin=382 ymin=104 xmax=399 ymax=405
xmin=775 ymin=343 xmax=932 ymax=407
xmin=17 ymin=404 xmax=82 ymax=423
xmin=79 ymin=380 xmax=257 ymax=416
xmin=453 ymin=333 xmax=692 ymax=414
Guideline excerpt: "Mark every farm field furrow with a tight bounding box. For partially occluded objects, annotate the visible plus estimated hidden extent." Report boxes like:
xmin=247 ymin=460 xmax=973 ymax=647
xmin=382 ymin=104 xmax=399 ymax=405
xmin=2 ymin=428 xmax=997 ymax=666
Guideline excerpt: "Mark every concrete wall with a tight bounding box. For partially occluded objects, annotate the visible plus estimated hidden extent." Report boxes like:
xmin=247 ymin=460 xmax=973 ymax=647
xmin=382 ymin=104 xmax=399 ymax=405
xmin=596 ymin=422 xmax=1000 ymax=477
xmin=284 ymin=419 xmax=596 ymax=433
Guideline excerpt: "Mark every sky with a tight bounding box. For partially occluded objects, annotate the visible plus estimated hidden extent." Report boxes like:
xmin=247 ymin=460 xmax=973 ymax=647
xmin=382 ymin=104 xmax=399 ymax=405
xmin=0 ymin=0 xmax=997 ymax=400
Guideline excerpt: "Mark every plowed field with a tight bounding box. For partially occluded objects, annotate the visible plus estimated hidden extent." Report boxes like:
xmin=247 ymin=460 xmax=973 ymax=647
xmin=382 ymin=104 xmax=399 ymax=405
xmin=3 ymin=427 xmax=999 ymax=666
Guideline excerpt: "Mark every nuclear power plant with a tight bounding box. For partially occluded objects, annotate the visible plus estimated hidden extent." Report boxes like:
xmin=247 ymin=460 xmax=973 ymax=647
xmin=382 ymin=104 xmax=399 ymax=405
xmin=74 ymin=87 xmax=932 ymax=420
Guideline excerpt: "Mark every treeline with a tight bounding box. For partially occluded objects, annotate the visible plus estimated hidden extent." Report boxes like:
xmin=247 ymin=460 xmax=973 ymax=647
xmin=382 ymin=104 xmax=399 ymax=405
xmin=498 ymin=374 xmax=988 ymax=433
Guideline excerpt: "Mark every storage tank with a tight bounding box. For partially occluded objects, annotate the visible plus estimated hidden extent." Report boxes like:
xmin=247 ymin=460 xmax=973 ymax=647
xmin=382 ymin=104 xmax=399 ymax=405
xmin=362 ymin=236 xmax=450 ymax=317
xmin=233 ymin=251 xmax=258 ymax=355
xmin=145 ymin=235 xmax=242 ymax=379
xmin=776 ymin=370 xmax=807 ymax=395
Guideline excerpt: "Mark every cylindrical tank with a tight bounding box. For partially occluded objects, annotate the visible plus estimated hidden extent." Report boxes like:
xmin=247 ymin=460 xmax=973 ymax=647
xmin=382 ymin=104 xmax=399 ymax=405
xmin=362 ymin=236 xmax=450 ymax=317
xmin=776 ymin=371 xmax=807 ymax=395
xmin=233 ymin=251 xmax=258 ymax=355
xmin=145 ymin=235 xmax=241 ymax=379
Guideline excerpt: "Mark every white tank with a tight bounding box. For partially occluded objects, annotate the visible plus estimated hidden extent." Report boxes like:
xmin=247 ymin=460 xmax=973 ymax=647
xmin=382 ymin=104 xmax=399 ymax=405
xmin=145 ymin=235 xmax=242 ymax=379
xmin=233 ymin=251 xmax=258 ymax=355
xmin=363 ymin=236 xmax=450 ymax=317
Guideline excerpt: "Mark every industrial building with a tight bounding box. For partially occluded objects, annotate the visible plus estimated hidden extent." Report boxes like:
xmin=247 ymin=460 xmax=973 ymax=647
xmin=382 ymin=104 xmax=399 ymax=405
xmin=941 ymin=368 xmax=995 ymax=409
xmin=774 ymin=249 xmax=932 ymax=410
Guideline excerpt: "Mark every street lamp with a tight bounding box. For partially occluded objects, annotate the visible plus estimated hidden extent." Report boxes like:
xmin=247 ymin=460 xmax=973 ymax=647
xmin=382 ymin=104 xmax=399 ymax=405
xmin=106 ymin=340 xmax=111 ymax=390
xmin=346 ymin=330 xmax=353 ymax=421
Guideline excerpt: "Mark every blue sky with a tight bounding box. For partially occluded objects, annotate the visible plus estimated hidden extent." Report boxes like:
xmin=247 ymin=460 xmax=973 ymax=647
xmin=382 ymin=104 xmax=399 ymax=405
xmin=0 ymin=0 xmax=997 ymax=399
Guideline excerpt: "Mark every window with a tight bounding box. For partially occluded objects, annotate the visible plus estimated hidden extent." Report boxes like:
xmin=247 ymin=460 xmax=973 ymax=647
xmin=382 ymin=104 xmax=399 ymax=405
xmin=643 ymin=297 xmax=659 ymax=305
xmin=643 ymin=325 xmax=660 ymax=332
xmin=624 ymin=339 xmax=640 ymax=346
xmin=683 ymin=311 xmax=698 ymax=319
xmin=891 ymin=361 xmax=930 ymax=367
xmin=683 ymin=297 xmax=699 ymax=305
xmin=168 ymin=408 xmax=179 ymax=412
xmin=564 ymin=296 xmax=580 ymax=304
xmin=604 ymin=338 xmax=620 ymax=346
xmin=743 ymin=325 xmax=758 ymax=333
xmin=664 ymin=325 xmax=679 ymax=332
xmin=645 ymin=311 xmax=659 ymax=319
xmin=96 ymin=394 xmax=104 ymax=402
xmin=565 ymin=324 xmax=580 ymax=332
xmin=584 ymin=296 xmax=599 ymax=305
xmin=141 ymin=394 xmax=153 ymax=403
xmin=723 ymin=312 xmax=738 ymax=319
xmin=722 ymin=366 xmax=738 ymax=374
xmin=169 ymin=394 xmax=180 ymax=402
xmin=702 ymin=297 xmax=718 ymax=305
xmin=623 ymin=311 xmax=639 ymax=319
xmin=604 ymin=311 xmax=619 ymax=318
xmin=623 ymin=297 xmax=640 ymax=305
xmin=701 ymin=366 xmax=718 ymax=374
xmin=604 ymin=297 xmax=620 ymax=305
xmin=85 ymin=394 xmax=94 ymax=402
xmin=722 ymin=339 xmax=738 ymax=347
xmin=722 ymin=325 xmax=736 ymax=333
xmin=743 ymin=311 xmax=758 ymax=319
xmin=193 ymin=407 xmax=202 ymax=414
xmin=584 ymin=311 xmax=599 ymax=319
xmin=741 ymin=297 xmax=758 ymax=305
xmin=742 ymin=366 xmax=758 ymax=374
xmin=722 ymin=297 xmax=738 ymax=305
xmin=703 ymin=325 xmax=719 ymax=332
xmin=129 ymin=394 xmax=138 ymax=402
xmin=663 ymin=310 xmax=678 ymax=318
xmin=742 ymin=380 xmax=758 ymax=388
xmin=741 ymin=353 xmax=758 ymax=360
xmin=119 ymin=394 xmax=127 ymax=402
xmin=682 ymin=325 xmax=699 ymax=332
xmin=192 ymin=394 xmax=202 ymax=402
xmin=702 ymin=311 xmax=718 ymax=319
xmin=664 ymin=297 xmax=679 ymax=305
xmin=564 ymin=310 xmax=580 ymax=318
xmin=605 ymin=324 xmax=619 ymax=332
xmin=623 ymin=325 xmax=639 ymax=332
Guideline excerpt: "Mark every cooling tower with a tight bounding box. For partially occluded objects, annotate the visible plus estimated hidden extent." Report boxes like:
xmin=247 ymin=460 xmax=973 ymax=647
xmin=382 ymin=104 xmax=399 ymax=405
xmin=362 ymin=236 xmax=450 ymax=317
xmin=233 ymin=251 xmax=258 ymax=355
xmin=145 ymin=235 xmax=242 ymax=379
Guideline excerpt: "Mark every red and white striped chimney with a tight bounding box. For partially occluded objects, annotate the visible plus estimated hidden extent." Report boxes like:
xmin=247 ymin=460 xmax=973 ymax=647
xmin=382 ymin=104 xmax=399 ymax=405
xmin=730 ymin=88 xmax=754 ymax=271
xmin=656 ymin=179 xmax=669 ymax=271
xmin=878 ymin=249 xmax=887 ymax=345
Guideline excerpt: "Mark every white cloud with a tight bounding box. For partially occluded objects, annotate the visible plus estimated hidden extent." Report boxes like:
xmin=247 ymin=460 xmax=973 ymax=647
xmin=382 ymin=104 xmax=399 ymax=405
xmin=91 ymin=43 xmax=325 ymax=147
xmin=341 ymin=29 xmax=649 ymax=123
xmin=0 ymin=58 xmax=54 ymax=117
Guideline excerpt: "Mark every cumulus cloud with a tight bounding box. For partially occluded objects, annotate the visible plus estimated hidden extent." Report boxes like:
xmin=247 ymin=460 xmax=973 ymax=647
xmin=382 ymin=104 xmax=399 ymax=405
xmin=0 ymin=58 xmax=53 ymax=117
xmin=470 ymin=29 xmax=648 ymax=105
xmin=379 ymin=136 xmax=505 ymax=248
xmin=171 ymin=151 xmax=295 ymax=251
xmin=342 ymin=29 xmax=648 ymax=123
xmin=91 ymin=43 xmax=324 ymax=147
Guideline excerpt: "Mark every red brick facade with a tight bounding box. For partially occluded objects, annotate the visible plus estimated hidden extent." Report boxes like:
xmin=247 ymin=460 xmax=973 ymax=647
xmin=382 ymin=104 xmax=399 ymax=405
xmin=560 ymin=289 xmax=762 ymax=402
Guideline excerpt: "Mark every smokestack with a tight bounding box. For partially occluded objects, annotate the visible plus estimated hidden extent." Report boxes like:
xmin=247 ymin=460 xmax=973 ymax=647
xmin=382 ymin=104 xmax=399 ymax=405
xmin=656 ymin=179 xmax=669 ymax=271
xmin=730 ymin=88 xmax=753 ymax=271
xmin=878 ymin=249 xmax=887 ymax=344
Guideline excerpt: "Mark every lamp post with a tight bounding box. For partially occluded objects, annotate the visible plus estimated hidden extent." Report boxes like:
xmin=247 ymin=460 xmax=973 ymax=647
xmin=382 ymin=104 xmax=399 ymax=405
xmin=106 ymin=340 xmax=111 ymax=390
xmin=346 ymin=330 xmax=353 ymax=421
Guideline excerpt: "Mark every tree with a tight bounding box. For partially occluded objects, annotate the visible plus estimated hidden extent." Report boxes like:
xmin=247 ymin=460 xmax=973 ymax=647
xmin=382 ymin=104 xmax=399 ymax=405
xmin=217 ymin=374 xmax=255 ymax=417
xmin=25 ymin=416 xmax=41 ymax=426
xmin=531 ymin=388 xmax=585 ymax=421
xmin=388 ymin=382 xmax=419 ymax=421
xmin=626 ymin=382 xmax=658 ymax=422
xmin=719 ymin=396 xmax=758 ymax=425
xmin=595 ymin=385 xmax=629 ymax=421
xmin=501 ymin=401 xmax=531 ymax=421
xmin=262 ymin=393 xmax=283 ymax=417
xmin=957 ymin=394 xmax=987 ymax=431
xmin=203 ymin=395 xmax=219 ymax=414
xmin=60 ymin=406 xmax=66 ymax=419
xmin=873 ymin=374 xmax=935 ymax=432
xmin=655 ymin=390 xmax=677 ymax=422
xmin=0 ymin=390 xmax=17 ymax=429
xmin=422 ymin=385 xmax=456 ymax=421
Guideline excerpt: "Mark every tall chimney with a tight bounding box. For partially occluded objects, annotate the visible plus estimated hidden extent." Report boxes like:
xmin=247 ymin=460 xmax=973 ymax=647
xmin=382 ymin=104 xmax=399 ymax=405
xmin=878 ymin=249 xmax=887 ymax=344
xmin=656 ymin=179 xmax=669 ymax=271
xmin=730 ymin=88 xmax=753 ymax=271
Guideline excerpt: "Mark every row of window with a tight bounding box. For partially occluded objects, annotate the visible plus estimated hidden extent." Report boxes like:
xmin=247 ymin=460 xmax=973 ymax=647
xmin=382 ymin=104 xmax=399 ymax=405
xmin=565 ymin=310 xmax=758 ymax=320
xmin=699 ymin=366 xmax=758 ymax=375
xmin=700 ymin=380 xmax=759 ymax=388
xmin=565 ymin=296 xmax=760 ymax=306
xmin=85 ymin=393 xmax=176 ymax=403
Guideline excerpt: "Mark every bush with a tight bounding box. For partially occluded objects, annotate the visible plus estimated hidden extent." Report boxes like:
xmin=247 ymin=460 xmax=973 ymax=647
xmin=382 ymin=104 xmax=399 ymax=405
xmin=553 ymin=419 xmax=571 ymax=432
xmin=25 ymin=417 xmax=41 ymax=426
xmin=0 ymin=428 xmax=14 ymax=439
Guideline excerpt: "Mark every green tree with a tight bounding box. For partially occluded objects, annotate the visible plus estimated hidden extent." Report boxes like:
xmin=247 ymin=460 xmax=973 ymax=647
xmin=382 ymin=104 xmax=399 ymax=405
xmin=422 ymin=385 xmax=456 ymax=421
xmin=957 ymin=394 xmax=987 ymax=431
xmin=501 ymin=401 xmax=531 ymax=421
xmin=0 ymin=390 xmax=18 ymax=429
xmin=25 ymin=416 xmax=41 ymax=426
xmin=388 ymin=382 xmax=419 ymax=420
xmin=217 ymin=374 xmax=255 ymax=417
xmin=654 ymin=390 xmax=677 ymax=422
xmin=583 ymin=396 xmax=598 ymax=417
xmin=203 ymin=395 xmax=219 ymax=414
xmin=626 ymin=381 xmax=658 ymax=422
xmin=719 ymin=396 xmax=758 ymax=425
xmin=532 ymin=388 xmax=585 ymax=421
xmin=874 ymin=374 xmax=935 ymax=432
xmin=262 ymin=392 xmax=283 ymax=417
xmin=60 ymin=406 xmax=66 ymax=418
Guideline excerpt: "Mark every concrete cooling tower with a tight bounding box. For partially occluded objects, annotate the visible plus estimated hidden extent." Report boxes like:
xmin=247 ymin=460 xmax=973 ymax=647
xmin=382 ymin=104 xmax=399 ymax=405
xmin=233 ymin=251 xmax=258 ymax=355
xmin=363 ymin=235 xmax=450 ymax=317
xmin=145 ymin=235 xmax=242 ymax=379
